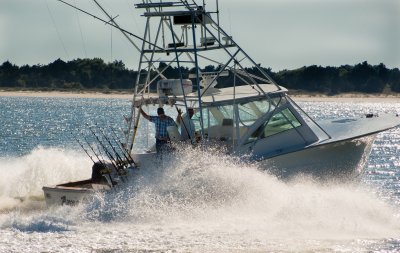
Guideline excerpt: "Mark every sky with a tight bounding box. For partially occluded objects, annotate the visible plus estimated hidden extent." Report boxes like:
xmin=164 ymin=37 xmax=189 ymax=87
xmin=1 ymin=0 xmax=399 ymax=71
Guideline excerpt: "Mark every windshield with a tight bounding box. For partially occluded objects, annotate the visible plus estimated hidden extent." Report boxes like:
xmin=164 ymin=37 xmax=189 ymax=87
xmin=191 ymin=96 xmax=286 ymax=140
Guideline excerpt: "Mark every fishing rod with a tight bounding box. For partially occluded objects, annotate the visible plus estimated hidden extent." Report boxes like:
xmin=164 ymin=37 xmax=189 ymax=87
xmin=73 ymin=131 xmax=114 ymax=184
xmin=87 ymin=124 xmax=125 ymax=177
xmin=96 ymin=124 xmax=130 ymax=169
xmin=83 ymin=130 xmax=111 ymax=166
xmin=78 ymin=131 xmax=115 ymax=185
xmin=97 ymin=129 xmax=136 ymax=185
xmin=88 ymin=125 xmax=119 ymax=168
xmin=87 ymin=128 xmax=129 ymax=184
xmin=109 ymin=126 xmax=138 ymax=167
xmin=92 ymin=126 xmax=131 ymax=184
xmin=97 ymin=126 xmax=125 ymax=164
xmin=86 ymin=125 xmax=117 ymax=164
xmin=71 ymin=132 xmax=96 ymax=164
xmin=80 ymin=133 xmax=105 ymax=166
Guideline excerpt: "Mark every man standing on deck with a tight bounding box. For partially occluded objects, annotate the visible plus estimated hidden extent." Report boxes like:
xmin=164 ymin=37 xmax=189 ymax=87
xmin=176 ymin=108 xmax=195 ymax=141
xmin=139 ymin=107 xmax=176 ymax=153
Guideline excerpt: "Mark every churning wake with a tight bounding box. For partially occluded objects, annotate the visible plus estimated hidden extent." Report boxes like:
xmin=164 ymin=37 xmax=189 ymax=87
xmin=0 ymin=147 xmax=91 ymax=211
xmin=82 ymin=145 xmax=400 ymax=240
xmin=0 ymin=146 xmax=399 ymax=246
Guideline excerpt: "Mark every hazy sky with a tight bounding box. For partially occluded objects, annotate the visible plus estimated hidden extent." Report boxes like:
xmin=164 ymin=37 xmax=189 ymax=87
xmin=1 ymin=0 xmax=399 ymax=71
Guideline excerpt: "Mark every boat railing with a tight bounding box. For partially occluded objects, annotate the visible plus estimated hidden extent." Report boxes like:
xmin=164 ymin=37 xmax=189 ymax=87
xmin=135 ymin=1 xmax=197 ymax=9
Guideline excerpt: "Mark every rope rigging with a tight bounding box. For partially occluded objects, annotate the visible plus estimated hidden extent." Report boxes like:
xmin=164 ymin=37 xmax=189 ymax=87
xmin=74 ymin=0 xmax=88 ymax=58
xmin=45 ymin=0 xmax=69 ymax=59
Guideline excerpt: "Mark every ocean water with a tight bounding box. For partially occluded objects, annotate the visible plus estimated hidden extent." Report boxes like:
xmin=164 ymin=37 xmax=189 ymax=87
xmin=0 ymin=96 xmax=399 ymax=252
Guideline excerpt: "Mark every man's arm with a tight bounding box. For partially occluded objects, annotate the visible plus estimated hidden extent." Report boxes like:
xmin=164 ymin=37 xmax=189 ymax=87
xmin=176 ymin=109 xmax=182 ymax=124
xmin=139 ymin=107 xmax=150 ymax=120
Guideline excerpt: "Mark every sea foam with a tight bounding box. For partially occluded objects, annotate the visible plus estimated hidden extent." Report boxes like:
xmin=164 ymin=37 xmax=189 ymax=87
xmin=0 ymin=147 xmax=91 ymax=210
xmin=0 ymin=145 xmax=399 ymax=252
xmin=82 ymin=145 xmax=400 ymax=240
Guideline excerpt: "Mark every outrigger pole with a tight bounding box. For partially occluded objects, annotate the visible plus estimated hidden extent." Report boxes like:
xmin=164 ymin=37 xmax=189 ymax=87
xmin=56 ymin=0 xmax=147 ymax=47
xmin=56 ymin=0 xmax=167 ymax=78
xmin=55 ymin=0 xmax=167 ymax=154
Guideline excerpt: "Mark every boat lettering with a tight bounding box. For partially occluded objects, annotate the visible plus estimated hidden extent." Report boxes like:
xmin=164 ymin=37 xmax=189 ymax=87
xmin=61 ymin=196 xmax=78 ymax=206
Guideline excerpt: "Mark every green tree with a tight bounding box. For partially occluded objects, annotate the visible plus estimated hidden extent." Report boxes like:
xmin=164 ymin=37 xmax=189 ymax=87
xmin=0 ymin=61 xmax=19 ymax=87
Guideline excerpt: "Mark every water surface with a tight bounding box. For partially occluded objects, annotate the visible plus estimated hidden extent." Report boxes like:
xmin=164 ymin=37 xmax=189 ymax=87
xmin=0 ymin=96 xmax=399 ymax=252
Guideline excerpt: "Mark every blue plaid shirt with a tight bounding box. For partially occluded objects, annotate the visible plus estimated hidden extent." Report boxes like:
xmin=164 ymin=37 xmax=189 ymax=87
xmin=149 ymin=116 xmax=176 ymax=140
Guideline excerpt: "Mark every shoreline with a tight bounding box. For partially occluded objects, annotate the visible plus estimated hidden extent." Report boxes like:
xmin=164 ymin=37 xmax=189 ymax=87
xmin=0 ymin=90 xmax=133 ymax=99
xmin=1 ymin=90 xmax=400 ymax=102
xmin=289 ymin=93 xmax=400 ymax=103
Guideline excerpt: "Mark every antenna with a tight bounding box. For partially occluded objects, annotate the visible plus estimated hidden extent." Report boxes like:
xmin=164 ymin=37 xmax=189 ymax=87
xmin=105 ymin=15 xmax=119 ymax=63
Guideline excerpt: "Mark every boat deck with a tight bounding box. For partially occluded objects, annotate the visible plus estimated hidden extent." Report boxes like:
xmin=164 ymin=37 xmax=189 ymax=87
xmin=55 ymin=179 xmax=111 ymax=191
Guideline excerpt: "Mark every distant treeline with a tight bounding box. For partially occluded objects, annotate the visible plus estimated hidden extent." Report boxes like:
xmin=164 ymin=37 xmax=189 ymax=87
xmin=1 ymin=58 xmax=399 ymax=93
xmin=0 ymin=58 xmax=135 ymax=90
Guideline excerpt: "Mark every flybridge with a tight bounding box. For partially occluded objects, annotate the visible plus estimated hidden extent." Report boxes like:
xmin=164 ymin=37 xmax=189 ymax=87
xmin=135 ymin=1 xmax=193 ymax=9
xmin=129 ymin=0 xmax=276 ymax=88
xmin=137 ymin=2 xmax=212 ymax=28
xmin=135 ymin=1 xmax=212 ymax=25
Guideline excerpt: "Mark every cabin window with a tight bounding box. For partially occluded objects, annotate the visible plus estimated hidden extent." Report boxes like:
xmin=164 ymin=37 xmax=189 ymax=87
xmin=248 ymin=108 xmax=301 ymax=142
xmin=192 ymin=108 xmax=213 ymax=132
xmin=264 ymin=108 xmax=301 ymax=137
xmin=217 ymin=105 xmax=235 ymax=120
xmin=237 ymin=99 xmax=274 ymax=126
xmin=192 ymin=105 xmax=235 ymax=138
xmin=192 ymin=107 xmax=221 ymax=132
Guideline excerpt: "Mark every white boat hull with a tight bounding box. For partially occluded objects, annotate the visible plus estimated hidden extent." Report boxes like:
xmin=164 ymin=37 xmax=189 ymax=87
xmin=42 ymin=180 xmax=111 ymax=206
xmin=43 ymin=133 xmax=377 ymax=206
xmin=132 ymin=134 xmax=376 ymax=180
xmin=261 ymin=135 xmax=376 ymax=179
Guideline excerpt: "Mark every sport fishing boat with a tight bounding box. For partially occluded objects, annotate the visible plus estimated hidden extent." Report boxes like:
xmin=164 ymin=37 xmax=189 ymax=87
xmin=43 ymin=0 xmax=400 ymax=205
xmin=125 ymin=0 xmax=400 ymax=178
